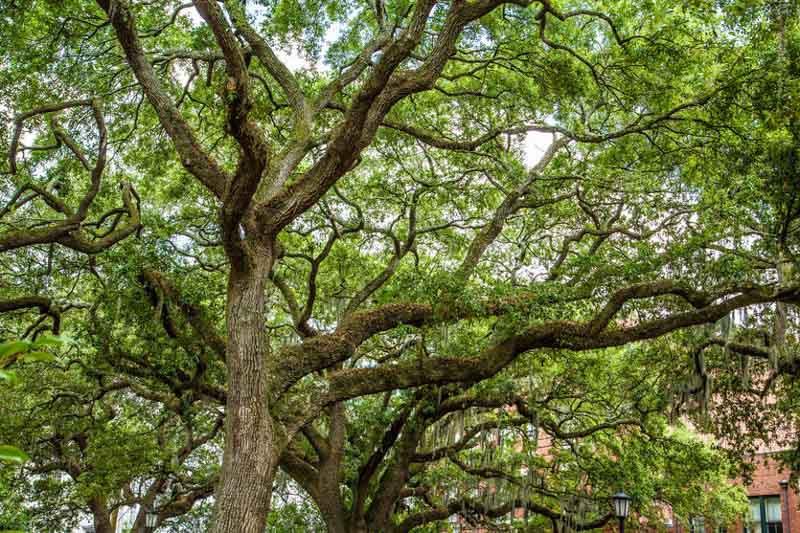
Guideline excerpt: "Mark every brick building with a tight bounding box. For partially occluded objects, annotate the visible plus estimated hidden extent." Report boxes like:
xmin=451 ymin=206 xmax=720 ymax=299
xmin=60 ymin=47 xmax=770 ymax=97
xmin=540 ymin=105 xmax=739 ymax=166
xmin=737 ymin=452 xmax=798 ymax=533
xmin=658 ymin=451 xmax=798 ymax=533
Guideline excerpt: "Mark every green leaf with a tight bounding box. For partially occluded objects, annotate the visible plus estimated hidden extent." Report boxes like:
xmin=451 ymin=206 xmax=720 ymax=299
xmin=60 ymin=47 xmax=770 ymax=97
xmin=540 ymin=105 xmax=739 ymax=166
xmin=31 ymin=334 xmax=66 ymax=348
xmin=0 ymin=341 xmax=30 ymax=359
xmin=0 ymin=445 xmax=29 ymax=464
xmin=22 ymin=351 xmax=55 ymax=363
xmin=0 ymin=369 xmax=18 ymax=385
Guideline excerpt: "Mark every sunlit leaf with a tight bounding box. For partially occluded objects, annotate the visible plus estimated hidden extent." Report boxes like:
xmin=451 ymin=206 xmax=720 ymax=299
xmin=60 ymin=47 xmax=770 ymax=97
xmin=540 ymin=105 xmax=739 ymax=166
xmin=0 ymin=369 xmax=18 ymax=385
xmin=0 ymin=341 xmax=30 ymax=359
xmin=22 ymin=351 xmax=55 ymax=363
xmin=0 ymin=445 xmax=29 ymax=464
xmin=31 ymin=334 xmax=66 ymax=348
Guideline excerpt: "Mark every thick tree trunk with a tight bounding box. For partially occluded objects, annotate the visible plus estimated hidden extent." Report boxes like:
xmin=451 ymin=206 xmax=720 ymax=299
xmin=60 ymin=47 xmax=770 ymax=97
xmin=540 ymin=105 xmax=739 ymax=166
xmin=318 ymin=404 xmax=348 ymax=533
xmin=321 ymin=513 xmax=348 ymax=533
xmin=211 ymin=249 xmax=280 ymax=533
xmin=89 ymin=497 xmax=115 ymax=533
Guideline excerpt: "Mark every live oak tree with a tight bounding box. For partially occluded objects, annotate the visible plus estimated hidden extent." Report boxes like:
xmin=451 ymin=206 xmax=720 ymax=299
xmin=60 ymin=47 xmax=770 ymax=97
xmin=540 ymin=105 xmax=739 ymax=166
xmin=1 ymin=0 xmax=799 ymax=531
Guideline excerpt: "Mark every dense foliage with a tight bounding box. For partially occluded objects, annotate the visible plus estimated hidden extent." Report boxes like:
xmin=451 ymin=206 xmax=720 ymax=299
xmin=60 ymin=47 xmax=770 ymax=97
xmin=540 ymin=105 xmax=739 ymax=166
xmin=0 ymin=0 xmax=798 ymax=531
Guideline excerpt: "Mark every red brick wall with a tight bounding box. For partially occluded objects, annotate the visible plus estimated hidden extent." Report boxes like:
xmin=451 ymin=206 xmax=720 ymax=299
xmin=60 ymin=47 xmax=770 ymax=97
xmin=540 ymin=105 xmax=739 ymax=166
xmin=729 ymin=453 xmax=799 ymax=533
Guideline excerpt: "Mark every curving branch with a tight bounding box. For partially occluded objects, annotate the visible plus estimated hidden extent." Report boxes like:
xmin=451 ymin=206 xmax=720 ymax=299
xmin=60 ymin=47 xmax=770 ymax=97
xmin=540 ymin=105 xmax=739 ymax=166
xmin=272 ymin=292 xmax=546 ymax=396
xmin=254 ymin=0 xmax=538 ymax=235
xmin=395 ymin=495 xmax=613 ymax=532
xmin=222 ymin=0 xmax=306 ymax=117
xmin=0 ymin=296 xmax=63 ymax=335
xmin=454 ymin=136 xmax=571 ymax=284
xmin=321 ymin=283 xmax=800 ymax=403
xmin=3 ymin=99 xmax=141 ymax=254
xmin=194 ymin=0 xmax=270 ymax=239
xmin=139 ymin=270 xmax=227 ymax=360
xmin=546 ymin=198 xmax=688 ymax=281
xmin=97 ymin=0 xmax=229 ymax=199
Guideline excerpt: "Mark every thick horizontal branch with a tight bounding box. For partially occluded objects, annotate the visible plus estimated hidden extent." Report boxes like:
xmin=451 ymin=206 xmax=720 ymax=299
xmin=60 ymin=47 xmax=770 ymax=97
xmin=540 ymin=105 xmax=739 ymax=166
xmin=272 ymin=294 xmax=543 ymax=396
xmin=322 ymin=283 xmax=800 ymax=403
xmin=0 ymin=296 xmax=61 ymax=333
xmin=700 ymin=337 xmax=771 ymax=359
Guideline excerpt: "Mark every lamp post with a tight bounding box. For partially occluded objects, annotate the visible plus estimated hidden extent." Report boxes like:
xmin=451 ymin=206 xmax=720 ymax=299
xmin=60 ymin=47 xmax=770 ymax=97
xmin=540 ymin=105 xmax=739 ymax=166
xmin=145 ymin=510 xmax=158 ymax=533
xmin=612 ymin=492 xmax=632 ymax=533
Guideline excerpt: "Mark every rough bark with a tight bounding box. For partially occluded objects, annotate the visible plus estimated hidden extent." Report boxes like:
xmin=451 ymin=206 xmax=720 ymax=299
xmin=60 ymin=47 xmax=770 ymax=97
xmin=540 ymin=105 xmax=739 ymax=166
xmin=210 ymin=245 xmax=279 ymax=533
xmin=89 ymin=497 xmax=115 ymax=533
xmin=317 ymin=404 xmax=348 ymax=533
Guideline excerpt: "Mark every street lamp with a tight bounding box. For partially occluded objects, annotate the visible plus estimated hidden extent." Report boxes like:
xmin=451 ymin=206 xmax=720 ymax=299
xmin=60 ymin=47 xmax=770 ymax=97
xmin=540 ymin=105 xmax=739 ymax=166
xmin=612 ymin=492 xmax=632 ymax=533
xmin=145 ymin=510 xmax=158 ymax=532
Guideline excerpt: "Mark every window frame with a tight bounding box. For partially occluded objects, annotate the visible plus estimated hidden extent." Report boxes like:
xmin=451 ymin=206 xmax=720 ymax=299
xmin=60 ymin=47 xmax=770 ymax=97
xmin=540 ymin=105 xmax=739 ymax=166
xmin=744 ymin=495 xmax=784 ymax=533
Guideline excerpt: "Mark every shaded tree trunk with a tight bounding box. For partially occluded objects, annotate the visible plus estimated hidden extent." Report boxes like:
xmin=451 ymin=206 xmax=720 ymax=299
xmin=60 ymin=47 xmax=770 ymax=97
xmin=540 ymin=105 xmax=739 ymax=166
xmin=89 ymin=497 xmax=115 ymax=533
xmin=318 ymin=403 xmax=348 ymax=533
xmin=211 ymin=246 xmax=280 ymax=533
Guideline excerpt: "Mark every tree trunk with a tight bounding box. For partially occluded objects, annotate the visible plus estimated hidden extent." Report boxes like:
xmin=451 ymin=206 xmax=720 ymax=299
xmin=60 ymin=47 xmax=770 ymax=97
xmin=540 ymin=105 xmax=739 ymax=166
xmin=318 ymin=403 xmax=348 ymax=533
xmin=89 ymin=497 xmax=115 ymax=533
xmin=211 ymin=248 xmax=280 ymax=533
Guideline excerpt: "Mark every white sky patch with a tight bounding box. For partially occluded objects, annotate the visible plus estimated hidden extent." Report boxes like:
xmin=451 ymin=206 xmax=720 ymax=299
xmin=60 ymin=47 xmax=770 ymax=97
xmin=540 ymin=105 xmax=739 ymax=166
xmin=277 ymin=21 xmax=343 ymax=72
xmin=183 ymin=4 xmax=205 ymax=26
xmin=523 ymin=130 xmax=554 ymax=168
xmin=180 ymin=3 xmax=313 ymax=72
xmin=275 ymin=48 xmax=311 ymax=72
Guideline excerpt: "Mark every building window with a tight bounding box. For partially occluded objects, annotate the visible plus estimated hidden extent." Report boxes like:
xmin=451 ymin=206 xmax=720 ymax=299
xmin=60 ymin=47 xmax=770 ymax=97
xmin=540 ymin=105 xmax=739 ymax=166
xmin=690 ymin=516 xmax=706 ymax=533
xmin=745 ymin=496 xmax=783 ymax=533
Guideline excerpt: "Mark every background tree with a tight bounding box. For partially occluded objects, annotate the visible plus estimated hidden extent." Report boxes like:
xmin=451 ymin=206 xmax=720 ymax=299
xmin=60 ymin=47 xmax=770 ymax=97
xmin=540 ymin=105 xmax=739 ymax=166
xmin=663 ymin=0 xmax=800 ymax=481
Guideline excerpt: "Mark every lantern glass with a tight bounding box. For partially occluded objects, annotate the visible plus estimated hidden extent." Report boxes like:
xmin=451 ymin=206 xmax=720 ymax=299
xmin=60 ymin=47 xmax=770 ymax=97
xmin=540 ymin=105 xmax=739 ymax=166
xmin=612 ymin=492 xmax=632 ymax=518
xmin=145 ymin=511 xmax=158 ymax=528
